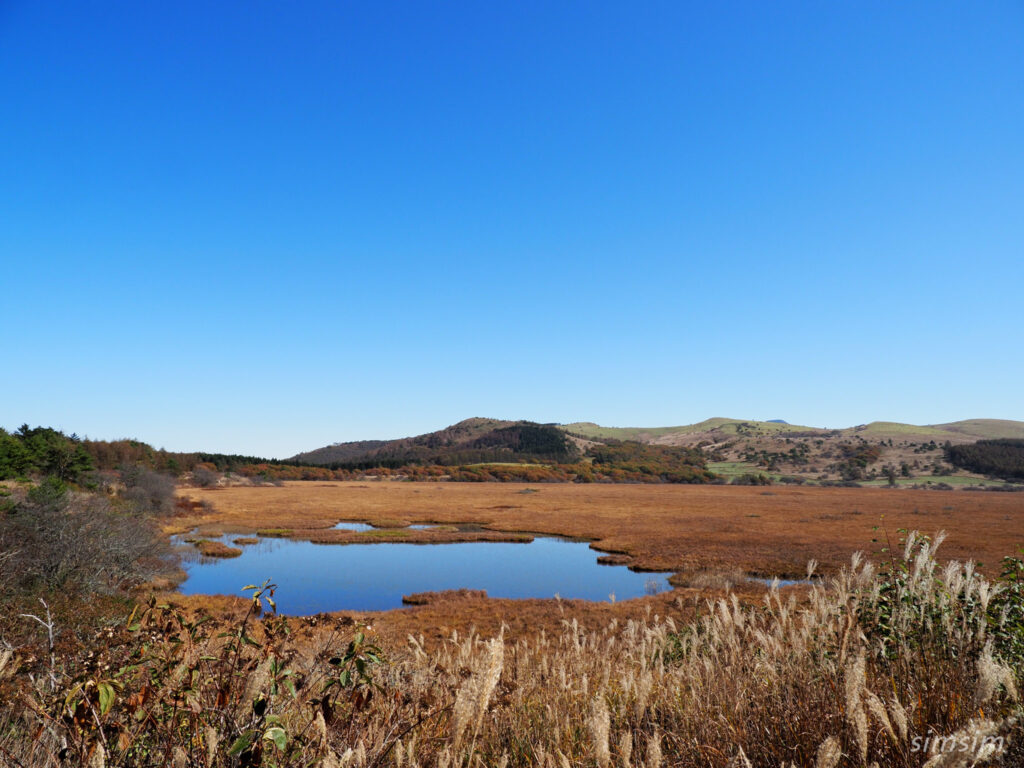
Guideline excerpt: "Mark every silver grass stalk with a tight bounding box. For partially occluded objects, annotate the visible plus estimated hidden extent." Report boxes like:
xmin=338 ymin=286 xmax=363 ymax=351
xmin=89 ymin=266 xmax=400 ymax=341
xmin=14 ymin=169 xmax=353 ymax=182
xmin=845 ymin=650 xmax=868 ymax=764
xmin=887 ymin=696 xmax=910 ymax=742
xmin=205 ymin=726 xmax=220 ymax=768
xmin=814 ymin=737 xmax=842 ymax=768
xmin=589 ymin=696 xmax=611 ymax=768
xmin=864 ymin=690 xmax=897 ymax=742
xmin=88 ymin=743 xmax=106 ymax=768
xmin=618 ymin=732 xmax=633 ymax=767
xmin=645 ymin=728 xmax=663 ymax=768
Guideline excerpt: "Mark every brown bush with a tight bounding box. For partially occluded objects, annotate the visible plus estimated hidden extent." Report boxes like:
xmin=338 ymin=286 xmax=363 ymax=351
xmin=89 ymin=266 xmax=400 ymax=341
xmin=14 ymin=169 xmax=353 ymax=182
xmin=0 ymin=479 xmax=171 ymax=596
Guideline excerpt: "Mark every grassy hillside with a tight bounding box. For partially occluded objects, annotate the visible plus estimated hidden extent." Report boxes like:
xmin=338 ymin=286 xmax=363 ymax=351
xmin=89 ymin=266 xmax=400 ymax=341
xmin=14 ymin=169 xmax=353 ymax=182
xmin=289 ymin=439 xmax=388 ymax=466
xmin=290 ymin=416 xmax=1024 ymax=488
xmin=564 ymin=417 xmax=1024 ymax=446
xmin=289 ymin=420 xmax=714 ymax=483
xmin=839 ymin=421 xmax=954 ymax=439
xmin=560 ymin=422 xmax=692 ymax=441
xmin=933 ymin=419 xmax=1024 ymax=440
xmin=838 ymin=420 xmax=1024 ymax=442
xmin=560 ymin=416 xmax=1024 ymax=488
xmin=562 ymin=418 xmax=824 ymax=442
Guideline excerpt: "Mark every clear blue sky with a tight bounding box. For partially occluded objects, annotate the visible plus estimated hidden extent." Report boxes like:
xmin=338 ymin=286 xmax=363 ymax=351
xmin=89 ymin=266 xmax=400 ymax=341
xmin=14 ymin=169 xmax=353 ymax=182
xmin=2 ymin=1 xmax=1022 ymax=458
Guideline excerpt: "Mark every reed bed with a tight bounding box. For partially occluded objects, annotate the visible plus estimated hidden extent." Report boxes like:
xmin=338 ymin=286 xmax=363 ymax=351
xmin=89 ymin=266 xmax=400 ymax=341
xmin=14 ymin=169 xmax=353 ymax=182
xmin=1 ymin=532 xmax=1021 ymax=767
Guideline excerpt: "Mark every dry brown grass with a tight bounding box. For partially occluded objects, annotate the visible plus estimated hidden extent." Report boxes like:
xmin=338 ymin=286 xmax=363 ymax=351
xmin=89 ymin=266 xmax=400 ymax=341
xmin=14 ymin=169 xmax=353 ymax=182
xmin=303 ymin=528 xmax=534 ymax=545
xmin=7 ymin=534 xmax=1022 ymax=767
xmin=171 ymin=581 xmax=704 ymax=649
xmin=401 ymin=588 xmax=488 ymax=605
xmin=195 ymin=539 xmax=242 ymax=558
xmin=175 ymin=482 xmax=1024 ymax=577
xmin=162 ymin=482 xmax=1024 ymax=644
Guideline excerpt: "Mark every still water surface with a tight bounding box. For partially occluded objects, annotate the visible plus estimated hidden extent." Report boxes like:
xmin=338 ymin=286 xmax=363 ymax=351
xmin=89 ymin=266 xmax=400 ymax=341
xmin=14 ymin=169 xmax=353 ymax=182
xmin=175 ymin=532 xmax=671 ymax=615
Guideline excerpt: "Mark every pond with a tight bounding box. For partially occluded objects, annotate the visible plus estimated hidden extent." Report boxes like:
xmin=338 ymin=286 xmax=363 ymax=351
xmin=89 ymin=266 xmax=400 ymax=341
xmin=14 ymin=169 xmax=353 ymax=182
xmin=174 ymin=533 xmax=672 ymax=615
xmin=332 ymin=522 xmax=436 ymax=531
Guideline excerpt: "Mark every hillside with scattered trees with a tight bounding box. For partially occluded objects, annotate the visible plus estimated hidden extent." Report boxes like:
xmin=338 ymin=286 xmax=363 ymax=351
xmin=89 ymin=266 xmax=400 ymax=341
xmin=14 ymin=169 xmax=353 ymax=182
xmin=290 ymin=418 xmax=580 ymax=468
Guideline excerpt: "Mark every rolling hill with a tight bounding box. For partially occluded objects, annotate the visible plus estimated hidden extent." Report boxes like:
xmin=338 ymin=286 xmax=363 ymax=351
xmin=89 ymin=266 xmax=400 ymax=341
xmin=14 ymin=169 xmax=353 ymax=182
xmin=557 ymin=418 xmax=1024 ymax=485
xmin=294 ymin=416 xmax=1024 ymax=485
xmin=561 ymin=418 xmax=829 ymax=444
xmin=562 ymin=418 xmax=1024 ymax=446
xmin=931 ymin=419 xmax=1024 ymax=440
xmin=290 ymin=418 xmax=580 ymax=468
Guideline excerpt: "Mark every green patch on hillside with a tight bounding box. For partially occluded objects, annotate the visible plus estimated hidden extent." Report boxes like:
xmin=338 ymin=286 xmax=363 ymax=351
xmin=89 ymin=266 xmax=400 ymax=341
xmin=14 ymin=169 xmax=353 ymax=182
xmin=707 ymin=461 xmax=765 ymax=478
xmin=841 ymin=422 xmax=952 ymax=439
xmin=560 ymin=422 xmax=692 ymax=440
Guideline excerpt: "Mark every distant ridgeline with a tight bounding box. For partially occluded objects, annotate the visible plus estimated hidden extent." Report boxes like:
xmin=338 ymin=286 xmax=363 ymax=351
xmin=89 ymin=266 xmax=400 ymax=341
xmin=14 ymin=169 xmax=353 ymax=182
xmin=294 ymin=421 xmax=579 ymax=469
xmin=947 ymin=439 xmax=1024 ymax=481
xmin=12 ymin=417 xmax=1022 ymax=487
xmin=0 ymin=421 xmax=715 ymax=484
xmin=290 ymin=420 xmax=714 ymax=483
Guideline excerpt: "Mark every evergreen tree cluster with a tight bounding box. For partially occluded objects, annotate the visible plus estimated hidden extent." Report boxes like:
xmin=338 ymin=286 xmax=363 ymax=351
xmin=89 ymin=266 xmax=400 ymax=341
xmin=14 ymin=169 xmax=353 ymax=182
xmin=0 ymin=425 xmax=307 ymax=481
xmin=947 ymin=439 xmax=1024 ymax=480
xmin=0 ymin=425 xmax=94 ymax=481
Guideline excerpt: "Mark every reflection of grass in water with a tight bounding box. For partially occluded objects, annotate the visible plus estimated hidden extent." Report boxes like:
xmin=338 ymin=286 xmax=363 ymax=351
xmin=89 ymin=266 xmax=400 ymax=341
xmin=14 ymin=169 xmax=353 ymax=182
xmin=670 ymin=568 xmax=748 ymax=590
xmin=233 ymin=537 xmax=260 ymax=545
xmin=366 ymin=518 xmax=411 ymax=528
xmin=357 ymin=529 xmax=409 ymax=539
xmin=644 ymin=578 xmax=663 ymax=595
